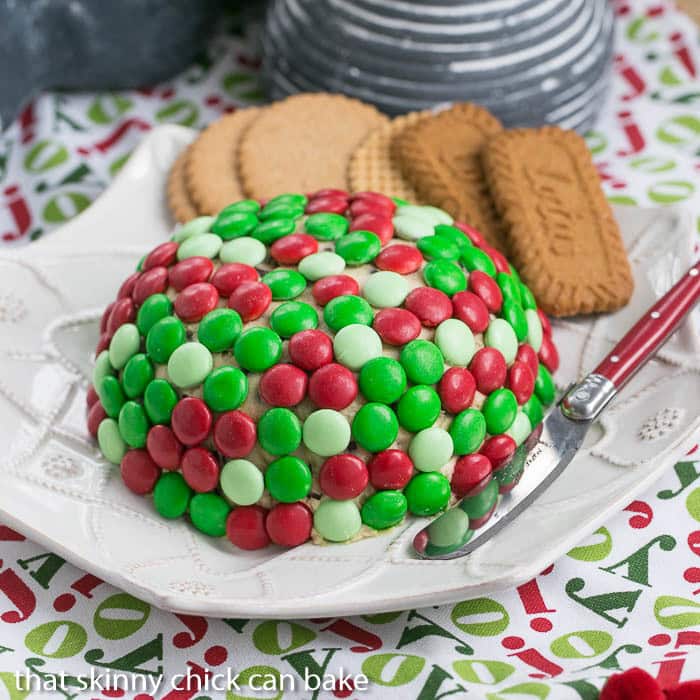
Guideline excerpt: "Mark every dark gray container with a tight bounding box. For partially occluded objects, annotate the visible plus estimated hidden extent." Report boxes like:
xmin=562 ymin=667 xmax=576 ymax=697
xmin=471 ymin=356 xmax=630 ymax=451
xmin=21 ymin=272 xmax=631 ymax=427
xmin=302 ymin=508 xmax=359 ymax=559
xmin=261 ymin=0 xmax=614 ymax=131
xmin=0 ymin=0 xmax=222 ymax=129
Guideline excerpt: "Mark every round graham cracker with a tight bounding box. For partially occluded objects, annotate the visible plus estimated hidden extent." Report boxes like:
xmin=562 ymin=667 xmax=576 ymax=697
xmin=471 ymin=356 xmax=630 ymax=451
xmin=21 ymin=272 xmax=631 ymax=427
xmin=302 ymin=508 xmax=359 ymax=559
xmin=185 ymin=107 xmax=261 ymax=215
xmin=238 ymin=93 xmax=389 ymax=199
xmin=348 ymin=111 xmax=429 ymax=203
xmin=167 ymin=147 xmax=199 ymax=223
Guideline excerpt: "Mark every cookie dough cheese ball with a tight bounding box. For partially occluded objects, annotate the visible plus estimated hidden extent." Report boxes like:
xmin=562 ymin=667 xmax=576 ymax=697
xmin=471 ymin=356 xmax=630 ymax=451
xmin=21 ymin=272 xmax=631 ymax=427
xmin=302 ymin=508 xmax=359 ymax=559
xmin=87 ymin=189 xmax=559 ymax=551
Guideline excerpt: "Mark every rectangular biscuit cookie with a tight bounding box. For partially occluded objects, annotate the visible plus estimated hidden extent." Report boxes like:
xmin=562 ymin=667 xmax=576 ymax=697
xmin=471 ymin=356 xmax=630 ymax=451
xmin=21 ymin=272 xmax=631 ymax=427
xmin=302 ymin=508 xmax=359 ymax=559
xmin=482 ymin=126 xmax=634 ymax=317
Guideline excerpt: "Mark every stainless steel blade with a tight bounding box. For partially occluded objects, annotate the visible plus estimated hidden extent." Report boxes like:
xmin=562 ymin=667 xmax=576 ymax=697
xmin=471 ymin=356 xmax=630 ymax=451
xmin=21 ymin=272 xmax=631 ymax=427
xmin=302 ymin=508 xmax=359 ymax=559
xmin=413 ymin=406 xmax=592 ymax=560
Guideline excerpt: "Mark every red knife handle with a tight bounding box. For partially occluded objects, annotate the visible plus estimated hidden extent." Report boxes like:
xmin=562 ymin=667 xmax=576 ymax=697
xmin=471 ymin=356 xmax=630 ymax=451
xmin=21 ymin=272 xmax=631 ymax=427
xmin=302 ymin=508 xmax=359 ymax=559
xmin=594 ymin=260 xmax=700 ymax=389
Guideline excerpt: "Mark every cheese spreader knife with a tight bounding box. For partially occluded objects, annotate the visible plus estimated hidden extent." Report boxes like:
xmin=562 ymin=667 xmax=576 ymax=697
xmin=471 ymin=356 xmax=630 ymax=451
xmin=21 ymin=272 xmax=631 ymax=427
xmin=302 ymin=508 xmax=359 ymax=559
xmin=413 ymin=261 xmax=700 ymax=560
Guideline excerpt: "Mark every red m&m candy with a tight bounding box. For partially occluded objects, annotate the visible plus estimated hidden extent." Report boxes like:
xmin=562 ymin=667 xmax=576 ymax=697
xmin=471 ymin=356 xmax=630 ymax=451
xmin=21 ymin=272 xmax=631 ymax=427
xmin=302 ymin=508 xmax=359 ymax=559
xmin=118 ymin=272 xmax=140 ymax=300
xmin=480 ymin=434 xmax=517 ymax=470
xmin=228 ymin=281 xmax=272 ymax=322
xmin=181 ymin=447 xmax=220 ymax=493
xmin=404 ymin=287 xmax=452 ymax=327
xmin=350 ymin=214 xmax=393 ymax=246
xmin=454 ymin=221 xmax=485 ymax=247
xmin=106 ymin=297 xmax=135 ymax=335
xmin=515 ymin=344 xmax=539 ymax=379
xmin=87 ymin=402 xmax=107 ymax=438
xmin=375 ymin=244 xmax=423 ymax=274
xmin=174 ymin=282 xmax=219 ymax=323
xmin=266 ymin=502 xmax=313 ymax=546
xmin=507 ymin=361 xmax=535 ymax=405
xmin=470 ymin=347 xmax=507 ymax=395
xmin=539 ymin=334 xmax=560 ymax=373
xmin=439 ymin=367 xmax=476 ymax=414
xmin=226 ymin=505 xmax=270 ymax=550
xmin=259 ymin=364 xmax=308 ymax=407
xmin=368 ymin=449 xmax=413 ymax=490
xmin=211 ymin=263 xmax=258 ymax=296
xmin=168 ymin=257 xmax=214 ymax=291
xmin=373 ymin=308 xmax=421 ymax=346
xmin=288 ymin=329 xmax=333 ymax=371
xmin=171 ymin=397 xmax=212 ymax=446
xmin=213 ymin=410 xmax=257 ymax=458
xmin=133 ymin=266 xmax=168 ymax=306
xmin=120 ymin=449 xmax=160 ymax=495
xmin=270 ymin=233 xmax=318 ymax=264
xmin=143 ymin=242 xmax=178 ymax=271
xmin=311 ymin=275 xmax=359 ymax=306
xmin=319 ymin=454 xmax=368 ymax=499
xmin=451 ymin=454 xmax=492 ymax=498
xmin=146 ymin=425 xmax=183 ymax=470
xmin=469 ymin=270 xmax=503 ymax=313
xmin=308 ymin=363 xmax=358 ymax=410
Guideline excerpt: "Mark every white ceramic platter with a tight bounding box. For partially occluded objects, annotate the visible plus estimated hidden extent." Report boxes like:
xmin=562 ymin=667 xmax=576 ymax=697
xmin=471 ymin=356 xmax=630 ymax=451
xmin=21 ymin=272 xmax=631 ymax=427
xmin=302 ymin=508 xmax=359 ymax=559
xmin=0 ymin=126 xmax=698 ymax=618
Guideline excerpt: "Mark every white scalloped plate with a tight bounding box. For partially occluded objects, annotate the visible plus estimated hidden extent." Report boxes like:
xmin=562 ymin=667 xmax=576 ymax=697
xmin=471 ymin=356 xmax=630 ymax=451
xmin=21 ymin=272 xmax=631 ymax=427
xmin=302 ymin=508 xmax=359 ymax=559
xmin=0 ymin=126 xmax=698 ymax=618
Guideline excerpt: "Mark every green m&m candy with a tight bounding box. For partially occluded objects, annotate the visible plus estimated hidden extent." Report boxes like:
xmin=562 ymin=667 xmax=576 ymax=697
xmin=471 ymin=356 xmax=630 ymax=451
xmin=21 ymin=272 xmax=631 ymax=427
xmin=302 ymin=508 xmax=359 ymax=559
xmin=484 ymin=317 xmax=518 ymax=366
xmin=234 ymin=327 xmax=282 ymax=372
xmin=335 ymin=230 xmax=381 ymax=265
xmin=434 ymin=224 xmax=471 ymax=254
xmin=136 ymin=293 xmax=172 ymax=335
xmin=177 ymin=233 xmax=222 ymax=260
xmin=97 ymin=418 xmax=127 ymax=464
xmin=189 ymin=493 xmax=230 ymax=536
xmin=258 ymin=407 xmax=302 ymax=455
xmin=362 ymin=271 xmax=409 ymax=308
xmin=211 ymin=210 xmax=258 ymax=240
xmin=252 ymin=217 xmax=296 ymax=244
xmin=450 ymin=407 xmax=487 ymax=455
xmin=361 ymin=491 xmax=407 ymax=530
xmin=460 ymin=478 xmax=499 ymax=520
xmin=535 ymin=364 xmax=556 ymax=405
xmin=397 ymin=385 xmax=441 ymax=432
xmin=264 ymin=456 xmax=312 ymax=502
xmin=203 ymin=366 xmax=248 ymax=412
xmin=496 ymin=272 xmax=521 ymax=304
xmin=358 ymin=357 xmax=407 ymax=403
xmin=118 ymin=400 xmax=149 ymax=448
xmin=333 ymin=324 xmax=382 ymax=370
xmin=400 ymin=339 xmax=444 ymax=385
xmin=352 ymin=403 xmax=399 ymax=452
xmin=122 ymin=353 xmax=154 ymax=399
xmin=522 ymin=393 xmax=544 ymax=426
xmin=220 ymin=459 xmax=264 ymax=505
xmin=520 ymin=284 xmax=537 ymax=310
xmin=313 ymin=498 xmax=362 ymax=542
xmin=167 ymin=342 xmax=213 ymax=389
xmin=270 ymin=301 xmax=319 ymax=338
xmin=501 ymin=299 xmax=528 ymax=342
xmin=417 ymin=235 xmax=460 ymax=261
xmin=409 ymin=427 xmax=453 ymax=472
xmin=267 ymin=193 xmax=307 ymax=209
xmin=405 ymin=472 xmax=450 ymax=516
xmin=324 ymin=295 xmax=373 ymax=331
xmin=143 ymin=378 xmax=178 ymax=424
xmin=462 ymin=246 xmax=497 ymax=277
xmin=302 ymin=409 xmax=351 ymax=456
xmin=298 ymin=251 xmax=346 ymax=281
xmin=153 ymin=471 xmax=191 ymax=519
xmin=260 ymin=202 xmax=304 ymax=221
xmin=109 ymin=323 xmax=140 ymax=370
xmin=262 ymin=269 xmax=307 ymax=300
xmin=305 ymin=212 xmax=349 ymax=240
xmin=422 ymin=260 xmax=467 ymax=296
xmin=482 ymin=388 xmax=518 ymax=435
xmin=146 ymin=316 xmax=186 ymax=364
xmin=98 ymin=375 xmax=125 ymax=418
xmin=197 ymin=308 xmax=243 ymax=352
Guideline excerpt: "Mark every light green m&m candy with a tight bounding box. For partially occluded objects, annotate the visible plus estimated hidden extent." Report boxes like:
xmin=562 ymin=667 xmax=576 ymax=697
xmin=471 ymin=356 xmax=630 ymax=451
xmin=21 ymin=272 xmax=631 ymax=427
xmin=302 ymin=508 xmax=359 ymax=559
xmin=409 ymin=427 xmax=453 ymax=472
xmin=506 ymin=410 xmax=532 ymax=447
xmin=220 ymin=459 xmax=264 ymax=506
xmin=302 ymin=409 xmax=351 ymax=457
xmin=92 ymin=350 xmax=113 ymax=389
xmin=525 ymin=308 xmax=543 ymax=352
xmin=177 ymin=233 xmax=222 ymax=260
xmin=362 ymin=270 xmax=409 ymax=308
xmin=97 ymin=418 xmax=127 ymax=464
xmin=427 ymin=507 xmax=471 ymax=548
xmin=298 ymin=251 xmax=346 ymax=281
xmin=393 ymin=213 xmax=433 ymax=241
xmin=167 ymin=342 xmax=213 ymax=389
xmin=109 ymin=323 xmax=140 ymax=370
xmin=234 ymin=327 xmax=282 ymax=372
xmin=434 ymin=318 xmax=475 ymax=366
xmin=484 ymin=317 xmax=518 ymax=366
xmin=172 ymin=215 xmax=214 ymax=242
xmin=220 ymin=237 xmax=267 ymax=265
xmin=333 ymin=324 xmax=382 ymax=370
xmin=313 ymin=498 xmax=362 ymax=542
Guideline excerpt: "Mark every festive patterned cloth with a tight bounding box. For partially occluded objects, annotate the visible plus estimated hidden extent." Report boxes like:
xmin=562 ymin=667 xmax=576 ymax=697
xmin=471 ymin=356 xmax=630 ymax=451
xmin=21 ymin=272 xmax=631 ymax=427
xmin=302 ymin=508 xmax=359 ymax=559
xmin=0 ymin=2 xmax=699 ymax=698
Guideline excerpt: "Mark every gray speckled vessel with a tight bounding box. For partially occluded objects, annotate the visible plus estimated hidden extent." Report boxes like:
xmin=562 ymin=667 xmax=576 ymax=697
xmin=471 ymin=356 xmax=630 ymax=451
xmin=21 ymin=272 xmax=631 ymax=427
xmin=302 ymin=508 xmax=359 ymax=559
xmin=261 ymin=0 xmax=614 ymax=131
xmin=0 ymin=0 xmax=222 ymax=129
